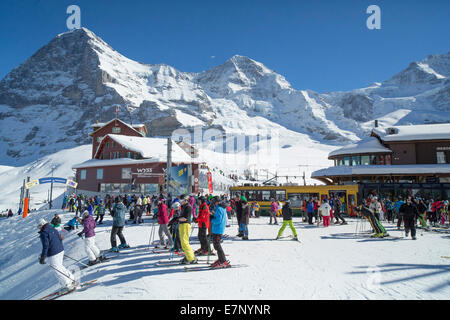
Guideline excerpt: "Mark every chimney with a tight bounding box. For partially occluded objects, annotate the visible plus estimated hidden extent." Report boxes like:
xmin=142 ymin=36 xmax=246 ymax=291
xmin=374 ymin=120 xmax=378 ymax=128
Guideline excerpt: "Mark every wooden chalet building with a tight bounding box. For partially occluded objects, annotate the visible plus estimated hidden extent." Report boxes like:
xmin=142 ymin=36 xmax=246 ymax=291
xmin=72 ymin=118 xmax=199 ymax=195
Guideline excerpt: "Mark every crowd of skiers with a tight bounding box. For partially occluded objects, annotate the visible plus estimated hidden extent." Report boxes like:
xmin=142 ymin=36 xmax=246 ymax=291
xmin=37 ymin=190 xmax=449 ymax=294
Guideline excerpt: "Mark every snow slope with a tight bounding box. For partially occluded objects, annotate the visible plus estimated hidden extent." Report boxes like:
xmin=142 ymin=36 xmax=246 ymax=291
xmin=1 ymin=210 xmax=449 ymax=300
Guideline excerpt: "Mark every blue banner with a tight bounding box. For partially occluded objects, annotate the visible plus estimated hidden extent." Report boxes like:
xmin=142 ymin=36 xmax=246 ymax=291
xmin=38 ymin=177 xmax=67 ymax=184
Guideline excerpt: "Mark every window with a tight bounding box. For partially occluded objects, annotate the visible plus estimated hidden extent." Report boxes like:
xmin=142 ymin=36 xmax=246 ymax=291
xmin=361 ymin=156 xmax=370 ymax=165
xmin=261 ymin=191 xmax=271 ymax=201
xmin=80 ymin=170 xmax=86 ymax=180
xmin=385 ymin=154 xmax=391 ymax=165
xmin=122 ymin=168 xmax=132 ymax=179
xmin=275 ymin=190 xmax=286 ymax=201
xmin=437 ymin=151 xmax=446 ymax=164
xmin=343 ymin=157 xmax=351 ymax=166
xmin=112 ymin=127 xmax=121 ymax=133
xmin=96 ymin=169 xmax=103 ymax=180
xmin=111 ymin=141 xmax=115 ymax=147
xmin=96 ymin=136 xmax=103 ymax=143
xmin=352 ymin=156 xmax=361 ymax=166
xmin=127 ymin=151 xmax=131 ymax=158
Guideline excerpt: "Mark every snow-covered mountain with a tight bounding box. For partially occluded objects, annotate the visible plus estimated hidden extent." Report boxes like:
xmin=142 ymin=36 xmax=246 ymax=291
xmin=0 ymin=27 xmax=449 ymax=166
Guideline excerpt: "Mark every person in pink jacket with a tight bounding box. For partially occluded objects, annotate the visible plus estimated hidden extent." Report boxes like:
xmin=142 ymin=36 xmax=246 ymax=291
xmin=270 ymin=199 xmax=278 ymax=225
xmin=156 ymin=198 xmax=171 ymax=249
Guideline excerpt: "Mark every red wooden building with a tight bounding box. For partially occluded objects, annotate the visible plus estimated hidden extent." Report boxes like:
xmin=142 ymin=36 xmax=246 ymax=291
xmin=73 ymin=118 xmax=199 ymax=195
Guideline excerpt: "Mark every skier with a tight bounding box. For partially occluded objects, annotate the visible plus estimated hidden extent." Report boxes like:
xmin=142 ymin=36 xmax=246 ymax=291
xmin=399 ymin=197 xmax=420 ymax=240
xmin=269 ymin=198 xmax=278 ymax=225
xmin=415 ymin=198 xmax=428 ymax=229
xmin=354 ymin=205 xmax=389 ymax=238
xmin=275 ymin=200 xmax=298 ymax=240
xmin=95 ymin=200 xmax=106 ymax=224
xmin=178 ymin=195 xmax=198 ymax=264
xmin=37 ymin=218 xmax=77 ymax=292
xmin=156 ymin=198 xmax=171 ymax=249
xmin=333 ymin=197 xmax=347 ymax=225
xmin=78 ymin=211 xmax=104 ymax=265
xmin=110 ymin=196 xmax=129 ymax=252
xmin=319 ymin=199 xmax=332 ymax=227
xmin=168 ymin=201 xmax=182 ymax=253
xmin=240 ymin=196 xmax=250 ymax=240
xmin=369 ymin=197 xmax=382 ymax=221
xmin=133 ymin=195 xmax=143 ymax=224
xmin=194 ymin=196 xmax=213 ymax=255
xmin=210 ymin=198 xmax=231 ymax=268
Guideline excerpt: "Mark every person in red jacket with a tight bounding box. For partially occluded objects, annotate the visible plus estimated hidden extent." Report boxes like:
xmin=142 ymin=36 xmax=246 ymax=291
xmin=195 ymin=196 xmax=213 ymax=256
xmin=156 ymin=198 xmax=171 ymax=249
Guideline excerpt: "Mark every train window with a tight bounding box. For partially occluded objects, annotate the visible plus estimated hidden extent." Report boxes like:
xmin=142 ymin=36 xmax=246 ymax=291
xmin=274 ymin=190 xmax=286 ymax=201
xmin=261 ymin=190 xmax=271 ymax=201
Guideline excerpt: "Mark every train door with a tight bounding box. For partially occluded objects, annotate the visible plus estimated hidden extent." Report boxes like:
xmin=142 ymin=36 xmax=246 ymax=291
xmin=328 ymin=190 xmax=347 ymax=214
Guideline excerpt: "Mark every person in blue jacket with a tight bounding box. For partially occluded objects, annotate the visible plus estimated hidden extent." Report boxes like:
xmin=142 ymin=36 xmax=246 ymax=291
xmin=38 ymin=218 xmax=77 ymax=291
xmin=306 ymin=198 xmax=315 ymax=225
xmin=210 ymin=197 xmax=231 ymax=268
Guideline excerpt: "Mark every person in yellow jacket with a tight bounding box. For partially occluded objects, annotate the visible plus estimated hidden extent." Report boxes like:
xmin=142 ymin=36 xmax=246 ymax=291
xmin=178 ymin=195 xmax=198 ymax=264
xmin=254 ymin=202 xmax=260 ymax=218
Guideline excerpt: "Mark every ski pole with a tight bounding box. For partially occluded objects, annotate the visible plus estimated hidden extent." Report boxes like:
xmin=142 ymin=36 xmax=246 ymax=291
xmin=64 ymin=254 xmax=89 ymax=268
xmin=47 ymin=263 xmax=75 ymax=283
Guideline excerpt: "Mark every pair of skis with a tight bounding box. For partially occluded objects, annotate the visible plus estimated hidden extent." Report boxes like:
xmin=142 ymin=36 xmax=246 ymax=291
xmin=155 ymin=259 xmax=246 ymax=272
xmin=38 ymin=279 xmax=98 ymax=300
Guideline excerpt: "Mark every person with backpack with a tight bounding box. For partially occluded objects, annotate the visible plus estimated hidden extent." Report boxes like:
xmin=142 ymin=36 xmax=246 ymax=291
xmin=78 ymin=211 xmax=104 ymax=265
xmin=210 ymin=198 xmax=231 ymax=268
xmin=37 ymin=218 xmax=77 ymax=292
xmin=95 ymin=201 xmax=106 ymax=224
xmin=306 ymin=198 xmax=315 ymax=225
xmin=275 ymin=200 xmax=299 ymax=240
xmin=178 ymin=195 xmax=198 ymax=264
xmin=195 ymin=196 xmax=213 ymax=255
xmin=110 ymin=196 xmax=129 ymax=252
xmin=168 ymin=201 xmax=182 ymax=253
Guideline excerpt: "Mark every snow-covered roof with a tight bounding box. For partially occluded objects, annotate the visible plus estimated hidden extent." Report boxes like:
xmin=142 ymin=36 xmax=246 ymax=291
xmin=328 ymin=137 xmax=392 ymax=158
xmin=311 ymin=164 xmax=450 ymax=177
xmin=72 ymin=157 xmax=193 ymax=169
xmin=372 ymin=123 xmax=450 ymax=142
xmin=94 ymin=134 xmax=194 ymax=163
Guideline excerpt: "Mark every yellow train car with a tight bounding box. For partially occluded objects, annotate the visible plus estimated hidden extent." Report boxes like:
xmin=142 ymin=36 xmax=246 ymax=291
xmin=230 ymin=185 xmax=359 ymax=215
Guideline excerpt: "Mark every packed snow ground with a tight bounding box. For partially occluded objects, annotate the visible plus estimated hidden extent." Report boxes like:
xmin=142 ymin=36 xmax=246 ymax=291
xmin=1 ymin=209 xmax=449 ymax=300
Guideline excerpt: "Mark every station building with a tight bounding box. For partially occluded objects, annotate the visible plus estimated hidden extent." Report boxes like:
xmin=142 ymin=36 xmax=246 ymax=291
xmin=311 ymin=123 xmax=450 ymax=200
xmin=72 ymin=118 xmax=200 ymax=195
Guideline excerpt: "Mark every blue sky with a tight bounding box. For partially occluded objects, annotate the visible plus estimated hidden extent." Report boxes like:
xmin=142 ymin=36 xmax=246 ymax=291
xmin=0 ymin=0 xmax=449 ymax=92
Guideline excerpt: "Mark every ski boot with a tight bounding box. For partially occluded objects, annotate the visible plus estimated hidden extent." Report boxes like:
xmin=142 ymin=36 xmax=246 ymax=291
xmin=110 ymin=247 xmax=119 ymax=253
xmin=210 ymin=259 xmax=221 ymax=268
xmin=88 ymin=258 xmax=100 ymax=266
xmin=118 ymin=243 xmax=130 ymax=249
xmin=242 ymin=236 xmax=249 ymax=240
xmin=211 ymin=260 xmax=231 ymax=269
xmin=292 ymin=236 xmax=299 ymax=241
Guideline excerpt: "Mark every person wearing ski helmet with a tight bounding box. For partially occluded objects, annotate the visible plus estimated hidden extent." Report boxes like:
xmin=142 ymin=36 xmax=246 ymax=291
xmin=37 ymin=218 xmax=77 ymax=291
xmin=276 ymin=200 xmax=299 ymax=240
xmin=195 ymin=196 xmax=213 ymax=255
xmin=168 ymin=201 xmax=182 ymax=252
xmin=79 ymin=211 xmax=103 ymax=265
xmin=178 ymin=194 xmax=198 ymax=264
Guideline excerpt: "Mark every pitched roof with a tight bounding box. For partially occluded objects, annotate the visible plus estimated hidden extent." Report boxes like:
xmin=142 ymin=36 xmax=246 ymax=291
xmin=95 ymin=134 xmax=195 ymax=163
xmin=89 ymin=118 xmax=147 ymax=137
xmin=328 ymin=137 xmax=392 ymax=158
